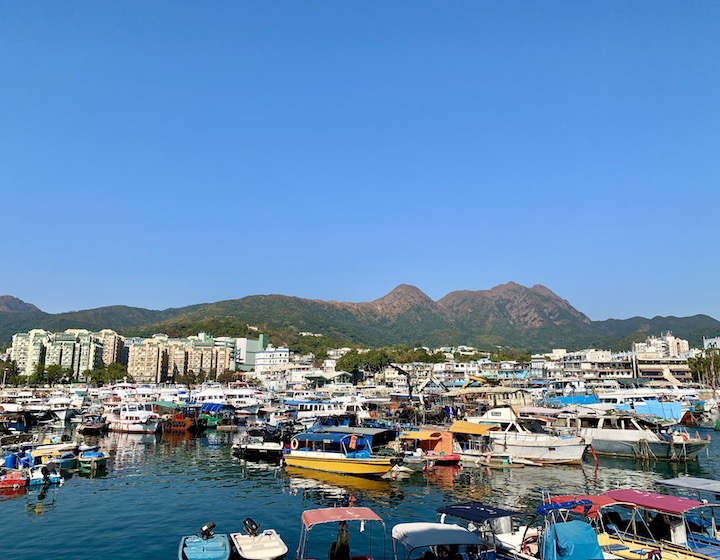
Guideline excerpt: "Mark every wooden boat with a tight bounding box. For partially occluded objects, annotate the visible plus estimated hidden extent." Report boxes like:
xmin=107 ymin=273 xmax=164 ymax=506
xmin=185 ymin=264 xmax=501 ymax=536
xmin=161 ymin=404 xmax=208 ymax=435
xmin=0 ymin=469 xmax=28 ymax=490
xmin=78 ymin=445 xmax=108 ymax=474
xmin=29 ymin=450 xmax=77 ymax=470
xmin=229 ymin=517 xmax=288 ymax=560
xmin=78 ymin=413 xmax=108 ymax=435
xmin=285 ymin=431 xmax=399 ymax=476
xmin=296 ymin=507 xmax=386 ymax=560
xmin=178 ymin=522 xmax=231 ymax=560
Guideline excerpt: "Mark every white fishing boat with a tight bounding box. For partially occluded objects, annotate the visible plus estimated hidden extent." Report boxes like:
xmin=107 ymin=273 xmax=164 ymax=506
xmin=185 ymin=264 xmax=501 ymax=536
xmin=464 ymin=406 xmax=588 ymax=465
xmin=548 ymin=407 xmax=710 ymax=461
xmin=105 ymin=402 xmax=162 ymax=434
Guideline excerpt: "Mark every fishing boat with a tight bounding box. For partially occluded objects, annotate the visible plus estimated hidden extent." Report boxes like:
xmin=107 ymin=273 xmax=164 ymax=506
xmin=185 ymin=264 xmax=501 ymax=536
xmin=105 ymin=402 xmax=162 ymax=434
xmin=448 ymin=421 xmax=522 ymax=468
xmin=78 ymin=445 xmax=108 ymax=474
xmin=0 ymin=469 xmax=28 ymax=490
xmin=548 ymin=407 xmax=710 ymax=461
xmin=464 ymin=406 xmax=588 ymax=465
xmin=296 ymin=507 xmax=386 ymax=560
xmin=285 ymin=431 xmax=399 ymax=476
xmin=29 ymin=450 xmax=77 ymax=470
xmin=178 ymin=522 xmax=231 ymax=560
xmin=229 ymin=517 xmax=288 ymax=560
xmin=397 ymin=429 xmax=462 ymax=466
xmin=78 ymin=412 xmax=109 ymax=435
xmin=232 ymin=424 xmax=293 ymax=461
xmin=27 ymin=462 xmax=63 ymax=486
xmin=161 ymin=404 xmax=208 ymax=435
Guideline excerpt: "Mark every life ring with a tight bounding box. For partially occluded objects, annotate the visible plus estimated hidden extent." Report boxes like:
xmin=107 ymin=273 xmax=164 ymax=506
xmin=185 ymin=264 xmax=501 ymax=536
xmin=290 ymin=438 xmax=299 ymax=450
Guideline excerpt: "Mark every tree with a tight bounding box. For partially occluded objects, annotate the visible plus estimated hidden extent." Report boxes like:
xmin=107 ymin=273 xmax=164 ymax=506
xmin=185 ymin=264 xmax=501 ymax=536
xmin=336 ymin=350 xmax=363 ymax=383
xmin=28 ymin=362 xmax=47 ymax=386
xmin=46 ymin=364 xmax=67 ymax=385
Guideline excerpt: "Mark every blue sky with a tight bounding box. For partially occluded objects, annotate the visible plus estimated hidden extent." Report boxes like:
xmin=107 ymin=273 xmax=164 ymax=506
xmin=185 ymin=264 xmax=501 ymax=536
xmin=1 ymin=2 xmax=718 ymax=321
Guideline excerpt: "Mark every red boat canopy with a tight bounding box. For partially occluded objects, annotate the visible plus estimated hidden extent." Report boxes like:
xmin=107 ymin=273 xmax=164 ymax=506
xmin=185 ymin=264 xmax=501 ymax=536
xmin=603 ymin=489 xmax=704 ymax=515
xmin=301 ymin=507 xmax=385 ymax=530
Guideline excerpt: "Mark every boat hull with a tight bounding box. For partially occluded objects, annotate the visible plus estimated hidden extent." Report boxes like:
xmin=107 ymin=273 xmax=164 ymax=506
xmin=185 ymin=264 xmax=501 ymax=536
xmin=107 ymin=419 xmax=161 ymax=434
xmin=586 ymin=438 xmax=707 ymax=461
xmin=178 ymin=534 xmax=231 ymax=560
xmin=284 ymin=454 xmax=395 ymax=476
xmin=230 ymin=529 xmax=288 ymax=560
xmin=488 ymin=435 xmax=587 ymax=465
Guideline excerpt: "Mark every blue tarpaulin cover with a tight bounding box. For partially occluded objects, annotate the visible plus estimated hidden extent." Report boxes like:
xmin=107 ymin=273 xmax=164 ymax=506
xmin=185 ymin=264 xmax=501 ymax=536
xmin=540 ymin=520 xmax=603 ymax=560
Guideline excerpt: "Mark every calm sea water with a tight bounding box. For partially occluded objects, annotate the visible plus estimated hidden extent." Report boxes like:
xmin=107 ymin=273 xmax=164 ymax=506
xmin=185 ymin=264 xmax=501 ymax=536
xmin=1 ymin=425 xmax=718 ymax=560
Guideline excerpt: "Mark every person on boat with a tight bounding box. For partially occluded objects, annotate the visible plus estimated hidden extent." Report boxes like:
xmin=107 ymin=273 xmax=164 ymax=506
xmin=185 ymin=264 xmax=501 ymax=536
xmin=329 ymin=520 xmax=350 ymax=560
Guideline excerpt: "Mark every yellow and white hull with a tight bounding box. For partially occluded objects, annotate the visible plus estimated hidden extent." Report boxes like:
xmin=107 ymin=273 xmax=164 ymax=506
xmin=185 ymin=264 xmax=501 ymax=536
xmin=284 ymin=452 xmax=394 ymax=476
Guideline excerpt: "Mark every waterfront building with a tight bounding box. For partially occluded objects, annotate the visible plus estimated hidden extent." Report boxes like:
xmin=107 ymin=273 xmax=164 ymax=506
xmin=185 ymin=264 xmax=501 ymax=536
xmin=559 ymin=349 xmax=634 ymax=382
xmin=634 ymin=354 xmax=693 ymax=383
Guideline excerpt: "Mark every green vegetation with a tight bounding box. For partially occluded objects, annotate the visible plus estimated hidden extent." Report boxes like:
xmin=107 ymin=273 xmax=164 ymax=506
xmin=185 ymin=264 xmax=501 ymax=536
xmin=689 ymin=349 xmax=720 ymax=385
xmin=86 ymin=363 xmax=131 ymax=385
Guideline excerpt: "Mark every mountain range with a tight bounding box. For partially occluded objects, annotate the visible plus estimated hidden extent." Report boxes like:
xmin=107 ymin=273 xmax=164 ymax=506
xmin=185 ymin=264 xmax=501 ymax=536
xmin=1 ymin=283 xmax=719 ymax=352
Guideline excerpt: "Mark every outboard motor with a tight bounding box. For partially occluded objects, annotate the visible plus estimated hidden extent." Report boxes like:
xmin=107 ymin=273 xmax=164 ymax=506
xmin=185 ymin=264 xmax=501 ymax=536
xmin=199 ymin=522 xmax=216 ymax=540
xmin=243 ymin=517 xmax=259 ymax=537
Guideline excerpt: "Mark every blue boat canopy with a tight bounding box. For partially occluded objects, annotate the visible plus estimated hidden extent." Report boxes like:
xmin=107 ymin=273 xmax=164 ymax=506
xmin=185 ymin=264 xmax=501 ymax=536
xmin=292 ymin=432 xmax=369 ymax=446
xmin=200 ymin=403 xmax=235 ymax=413
xmin=437 ymin=502 xmax=522 ymax=523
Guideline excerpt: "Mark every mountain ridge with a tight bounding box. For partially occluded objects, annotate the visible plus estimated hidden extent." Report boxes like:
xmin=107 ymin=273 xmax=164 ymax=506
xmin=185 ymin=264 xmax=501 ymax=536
xmin=1 ymin=284 xmax=718 ymax=352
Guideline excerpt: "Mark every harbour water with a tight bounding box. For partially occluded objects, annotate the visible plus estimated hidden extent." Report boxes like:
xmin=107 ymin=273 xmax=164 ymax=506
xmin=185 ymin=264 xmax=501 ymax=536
xmin=2 ymin=425 xmax=718 ymax=560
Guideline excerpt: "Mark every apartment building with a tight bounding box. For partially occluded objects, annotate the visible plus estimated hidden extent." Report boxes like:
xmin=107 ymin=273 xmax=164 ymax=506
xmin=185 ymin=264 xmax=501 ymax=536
xmin=126 ymin=337 xmax=167 ymax=383
xmin=10 ymin=329 xmax=50 ymax=376
xmin=97 ymin=329 xmax=125 ymax=365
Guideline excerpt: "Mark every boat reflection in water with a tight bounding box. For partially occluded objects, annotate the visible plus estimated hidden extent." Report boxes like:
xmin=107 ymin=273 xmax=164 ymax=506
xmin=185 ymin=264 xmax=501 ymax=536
xmin=423 ymin=464 xmax=463 ymax=490
xmin=283 ymin=465 xmax=404 ymax=507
